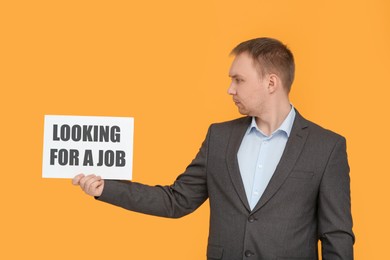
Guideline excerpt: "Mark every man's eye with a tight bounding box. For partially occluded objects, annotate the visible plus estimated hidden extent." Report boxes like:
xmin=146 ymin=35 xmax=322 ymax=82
xmin=235 ymin=78 xmax=243 ymax=83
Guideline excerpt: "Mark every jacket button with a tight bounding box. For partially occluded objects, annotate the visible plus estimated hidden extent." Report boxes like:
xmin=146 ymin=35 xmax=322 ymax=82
xmin=244 ymin=250 xmax=254 ymax=257
xmin=248 ymin=216 xmax=256 ymax=223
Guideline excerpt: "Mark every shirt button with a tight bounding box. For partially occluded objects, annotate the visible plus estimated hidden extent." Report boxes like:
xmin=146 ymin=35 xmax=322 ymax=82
xmin=245 ymin=250 xmax=254 ymax=257
xmin=248 ymin=216 xmax=256 ymax=223
xmin=258 ymin=164 xmax=263 ymax=168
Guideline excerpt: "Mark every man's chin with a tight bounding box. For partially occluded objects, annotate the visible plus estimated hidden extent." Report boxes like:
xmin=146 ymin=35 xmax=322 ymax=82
xmin=237 ymin=108 xmax=249 ymax=116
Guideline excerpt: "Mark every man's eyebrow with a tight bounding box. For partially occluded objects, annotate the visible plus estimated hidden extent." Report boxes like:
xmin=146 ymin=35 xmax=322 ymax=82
xmin=229 ymin=73 xmax=243 ymax=78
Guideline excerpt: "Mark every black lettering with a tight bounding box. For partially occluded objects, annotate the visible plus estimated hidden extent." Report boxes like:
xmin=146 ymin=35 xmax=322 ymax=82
xmin=83 ymin=150 xmax=94 ymax=166
xmin=53 ymin=125 xmax=60 ymax=141
xmin=50 ymin=149 xmax=58 ymax=165
xmin=69 ymin=149 xmax=79 ymax=165
xmin=99 ymin=126 xmax=109 ymax=142
xmin=116 ymin=150 xmax=126 ymax=166
xmin=111 ymin=126 xmax=121 ymax=143
xmin=97 ymin=150 xmax=103 ymax=166
xmin=52 ymin=124 xmax=124 ymax=143
xmin=105 ymin=150 xmax=114 ymax=167
xmin=60 ymin=125 xmax=70 ymax=141
xmin=71 ymin=125 xmax=81 ymax=142
xmin=82 ymin=125 xmax=93 ymax=141
xmin=58 ymin=149 xmax=68 ymax=165
xmin=93 ymin=125 xmax=99 ymax=141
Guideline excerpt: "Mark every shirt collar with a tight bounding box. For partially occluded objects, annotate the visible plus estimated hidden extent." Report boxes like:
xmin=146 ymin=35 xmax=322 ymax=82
xmin=248 ymin=105 xmax=296 ymax=138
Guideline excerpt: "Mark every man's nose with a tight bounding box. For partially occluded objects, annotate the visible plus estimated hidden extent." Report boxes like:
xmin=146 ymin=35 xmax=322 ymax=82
xmin=227 ymin=83 xmax=236 ymax=95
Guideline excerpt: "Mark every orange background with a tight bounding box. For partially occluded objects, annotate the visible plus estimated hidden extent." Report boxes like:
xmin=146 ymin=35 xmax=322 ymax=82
xmin=1 ymin=0 xmax=389 ymax=259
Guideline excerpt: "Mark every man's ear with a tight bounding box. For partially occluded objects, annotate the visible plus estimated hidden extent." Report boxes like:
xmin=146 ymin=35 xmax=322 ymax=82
xmin=267 ymin=73 xmax=279 ymax=94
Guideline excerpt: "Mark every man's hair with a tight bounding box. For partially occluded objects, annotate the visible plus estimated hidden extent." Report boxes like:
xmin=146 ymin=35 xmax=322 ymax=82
xmin=231 ymin=37 xmax=295 ymax=93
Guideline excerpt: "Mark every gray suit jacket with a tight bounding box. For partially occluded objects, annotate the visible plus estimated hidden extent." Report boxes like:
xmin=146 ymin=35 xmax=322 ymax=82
xmin=98 ymin=111 xmax=354 ymax=260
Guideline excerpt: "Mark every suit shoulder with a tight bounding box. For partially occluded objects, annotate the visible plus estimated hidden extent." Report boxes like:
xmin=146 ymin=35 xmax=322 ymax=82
xmin=304 ymin=117 xmax=346 ymax=143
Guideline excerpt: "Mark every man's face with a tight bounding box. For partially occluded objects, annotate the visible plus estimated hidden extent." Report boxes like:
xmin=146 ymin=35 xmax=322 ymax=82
xmin=228 ymin=52 xmax=270 ymax=116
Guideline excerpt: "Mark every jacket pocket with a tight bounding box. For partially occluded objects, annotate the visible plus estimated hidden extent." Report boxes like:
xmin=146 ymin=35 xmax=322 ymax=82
xmin=277 ymin=257 xmax=315 ymax=260
xmin=289 ymin=170 xmax=314 ymax=179
xmin=207 ymin=244 xmax=224 ymax=259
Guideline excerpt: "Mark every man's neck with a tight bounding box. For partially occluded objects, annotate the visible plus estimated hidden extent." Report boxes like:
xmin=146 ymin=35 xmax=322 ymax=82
xmin=255 ymin=101 xmax=292 ymax=136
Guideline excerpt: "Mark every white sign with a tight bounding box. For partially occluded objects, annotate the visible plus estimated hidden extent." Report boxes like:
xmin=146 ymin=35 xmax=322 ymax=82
xmin=42 ymin=115 xmax=134 ymax=180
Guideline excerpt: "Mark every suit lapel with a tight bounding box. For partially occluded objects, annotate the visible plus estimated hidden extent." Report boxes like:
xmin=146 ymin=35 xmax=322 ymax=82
xmin=226 ymin=117 xmax=252 ymax=212
xmin=252 ymin=111 xmax=309 ymax=213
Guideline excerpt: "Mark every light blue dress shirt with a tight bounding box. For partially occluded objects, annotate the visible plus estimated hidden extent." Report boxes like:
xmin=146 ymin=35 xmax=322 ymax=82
xmin=237 ymin=107 xmax=296 ymax=210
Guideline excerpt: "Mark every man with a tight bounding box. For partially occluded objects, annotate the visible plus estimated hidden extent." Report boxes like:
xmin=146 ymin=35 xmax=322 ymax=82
xmin=73 ymin=37 xmax=354 ymax=259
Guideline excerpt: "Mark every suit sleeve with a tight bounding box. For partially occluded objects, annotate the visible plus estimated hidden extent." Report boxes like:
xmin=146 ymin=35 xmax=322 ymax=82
xmin=318 ymin=136 xmax=355 ymax=259
xmin=96 ymin=127 xmax=211 ymax=218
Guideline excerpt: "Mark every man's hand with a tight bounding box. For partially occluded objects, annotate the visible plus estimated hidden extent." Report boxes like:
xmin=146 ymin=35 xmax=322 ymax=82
xmin=72 ymin=174 xmax=104 ymax=197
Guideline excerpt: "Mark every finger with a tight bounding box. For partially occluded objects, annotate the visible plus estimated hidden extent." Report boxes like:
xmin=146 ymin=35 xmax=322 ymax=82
xmin=89 ymin=177 xmax=102 ymax=189
xmin=72 ymin=174 xmax=85 ymax=185
xmin=89 ymin=178 xmax=104 ymax=196
xmin=84 ymin=176 xmax=101 ymax=195
xmin=79 ymin=174 xmax=96 ymax=191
